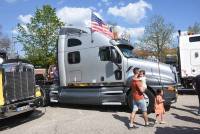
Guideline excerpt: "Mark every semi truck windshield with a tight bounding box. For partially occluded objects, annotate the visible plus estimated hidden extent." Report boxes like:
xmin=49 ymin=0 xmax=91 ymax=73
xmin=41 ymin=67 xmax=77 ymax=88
xmin=117 ymin=45 xmax=135 ymax=58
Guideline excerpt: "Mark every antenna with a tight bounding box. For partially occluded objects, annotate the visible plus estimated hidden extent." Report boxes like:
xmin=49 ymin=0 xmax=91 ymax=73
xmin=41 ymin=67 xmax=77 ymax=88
xmin=178 ymin=30 xmax=181 ymax=36
xmin=11 ymin=28 xmax=15 ymax=52
xmin=90 ymin=28 xmax=94 ymax=43
xmin=157 ymin=59 xmax=163 ymax=89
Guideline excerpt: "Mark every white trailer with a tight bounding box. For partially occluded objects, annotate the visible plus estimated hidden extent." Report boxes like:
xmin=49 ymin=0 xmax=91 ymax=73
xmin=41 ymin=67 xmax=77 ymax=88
xmin=178 ymin=31 xmax=200 ymax=88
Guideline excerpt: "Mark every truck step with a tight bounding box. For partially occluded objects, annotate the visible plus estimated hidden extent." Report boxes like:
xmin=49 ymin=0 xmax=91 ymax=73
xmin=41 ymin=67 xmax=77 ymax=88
xmin=102 ymin=102 xmax=122 ymax=105
xmin=51 ymin=90 xmax=59 ymax=93
xmin=102 ymin=91 xmax=123 ymax=94
xmin=50 ymin=99 xmax=58 ymax=103
xmin=50 ymin=90 xmax=59 ymax=103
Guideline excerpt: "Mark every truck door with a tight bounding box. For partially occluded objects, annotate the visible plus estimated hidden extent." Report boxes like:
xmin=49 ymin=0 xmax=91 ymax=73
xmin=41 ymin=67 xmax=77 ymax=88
xmin=188 ymin=35 xmax=200 ymax=76
xmin=190 ymin=49 xmax=200 ymax=75
xmin=98 ymin=46 xmax=123 ymax=83
xmin=190 ymin=49 xmax=200 ymax=66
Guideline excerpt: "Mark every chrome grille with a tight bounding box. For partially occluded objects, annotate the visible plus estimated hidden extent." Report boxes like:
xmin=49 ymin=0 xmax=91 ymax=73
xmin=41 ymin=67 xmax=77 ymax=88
xmin=3 ymin=62 xmax=35 ymax=104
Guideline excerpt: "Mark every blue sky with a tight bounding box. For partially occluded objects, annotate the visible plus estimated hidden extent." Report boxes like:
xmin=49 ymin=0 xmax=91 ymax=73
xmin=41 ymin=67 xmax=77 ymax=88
xmin=0 ymin=0 xmax=200 ymax=53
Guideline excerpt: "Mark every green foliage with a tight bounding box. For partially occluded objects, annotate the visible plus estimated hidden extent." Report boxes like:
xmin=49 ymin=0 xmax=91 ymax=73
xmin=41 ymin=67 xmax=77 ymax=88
xmin=139 ymin=15 xmax=174 ymax=62
xmin=17 ymin=5 xmax=64 ymax=68
xmin=188 ymin=22 xmax=200 ymax=34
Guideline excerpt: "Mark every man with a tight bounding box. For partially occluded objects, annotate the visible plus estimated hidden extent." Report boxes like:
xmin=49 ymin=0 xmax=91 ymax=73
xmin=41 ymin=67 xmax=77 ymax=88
xmin=195 ymin=75 xmax=200 ymax=115
xmin=129 ymin=67 xmax=149 ymax=128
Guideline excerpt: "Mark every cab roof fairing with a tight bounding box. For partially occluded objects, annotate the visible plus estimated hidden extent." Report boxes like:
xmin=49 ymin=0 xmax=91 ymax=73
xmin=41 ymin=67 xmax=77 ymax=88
xmin=59 ymin=27 xmax=135 ymax=48
xmin=59 ymin=26 xmax=90 ymax=35
xmin=110 ymin=39 xmax=134 ymax=49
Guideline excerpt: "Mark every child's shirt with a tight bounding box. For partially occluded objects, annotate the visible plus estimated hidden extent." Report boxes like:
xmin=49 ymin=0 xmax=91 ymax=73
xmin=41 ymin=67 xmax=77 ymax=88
xmin=140 ymin=76 xmax=147 ymax=89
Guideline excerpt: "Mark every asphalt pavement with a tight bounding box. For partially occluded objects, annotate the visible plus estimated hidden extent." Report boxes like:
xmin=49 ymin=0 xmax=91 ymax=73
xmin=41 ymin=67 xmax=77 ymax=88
xmin=0 ymin=91 xmax=200 ymax=134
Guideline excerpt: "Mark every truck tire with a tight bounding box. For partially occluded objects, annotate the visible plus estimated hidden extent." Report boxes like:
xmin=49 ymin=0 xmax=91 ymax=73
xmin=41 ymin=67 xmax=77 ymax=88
xmin=164 ymin=105 xmax=171 ymax=111
xmin=40 ymin=88 xmax=48 ymax=107
xmin=127 ymin=90 xmax=133 ymax=111
xmin=144 ymin=90 xmax=155 ymax=113
xmin=192 ymin=79 xmax=196 ymax=90
xmin=127 ymin=89 xmax=155 ymax=114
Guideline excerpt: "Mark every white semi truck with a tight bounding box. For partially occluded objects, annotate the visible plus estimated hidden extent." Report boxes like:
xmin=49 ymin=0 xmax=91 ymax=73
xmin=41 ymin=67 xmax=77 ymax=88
xmin=49 ymin=26 xmax=178 ymax=112
xmin=178 ymin=31 xmax=200 ymax=88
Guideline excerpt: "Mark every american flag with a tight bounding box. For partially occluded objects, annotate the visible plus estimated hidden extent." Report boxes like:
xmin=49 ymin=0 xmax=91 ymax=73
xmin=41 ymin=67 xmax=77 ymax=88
xmin=91 ymin=12 xmax=113 ymax=38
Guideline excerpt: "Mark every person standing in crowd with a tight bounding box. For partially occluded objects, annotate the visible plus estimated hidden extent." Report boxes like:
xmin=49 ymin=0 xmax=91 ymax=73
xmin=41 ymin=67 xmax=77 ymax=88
xmin=48 ymin=65 xmax=55 ymax=81
xmin=154 ymin=89 xmax=166 ymax=124
xmin=53 ymin=66 xmax=59 ymax=84
xmin=195 ymin=75 xmax=200 ymax=115
xmin=129 ymin=67 xmax=149 ymax=128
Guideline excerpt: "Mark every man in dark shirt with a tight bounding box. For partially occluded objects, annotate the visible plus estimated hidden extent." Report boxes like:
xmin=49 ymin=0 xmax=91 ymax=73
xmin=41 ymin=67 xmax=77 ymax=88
xmin=195 ymin=75 xmax=200 ymax=115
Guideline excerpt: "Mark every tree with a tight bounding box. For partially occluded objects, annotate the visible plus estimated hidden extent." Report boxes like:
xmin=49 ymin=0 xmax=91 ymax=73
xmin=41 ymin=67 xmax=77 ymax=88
xmin=138 ymin=15 xmax=174 ymax=62
xmin=188 ymin=22 xmax=200 ymax=34
xmin=0 ymin=25 xmax=11 ymax=51
xmin=17 ymin=5 xmax=64 ymax=68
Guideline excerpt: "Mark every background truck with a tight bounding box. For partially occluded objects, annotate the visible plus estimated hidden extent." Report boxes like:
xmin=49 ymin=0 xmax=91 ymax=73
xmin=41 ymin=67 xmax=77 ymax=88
xmin=0 ymin=51 xmax=43 ymax=119
xmin=178 ymin=31 xmax=200 ymax=89
xmin=49 ymin=26 xmax=178 ymax=113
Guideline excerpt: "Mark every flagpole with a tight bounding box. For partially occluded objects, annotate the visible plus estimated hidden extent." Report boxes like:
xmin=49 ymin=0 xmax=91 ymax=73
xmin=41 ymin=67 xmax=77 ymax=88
xmin=90 ymin=10 xmax=94 ymax=43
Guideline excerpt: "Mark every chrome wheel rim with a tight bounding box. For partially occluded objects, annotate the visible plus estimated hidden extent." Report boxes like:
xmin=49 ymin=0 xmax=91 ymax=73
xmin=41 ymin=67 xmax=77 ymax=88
xmin=143 ymin=93 xmax=149 ymax=107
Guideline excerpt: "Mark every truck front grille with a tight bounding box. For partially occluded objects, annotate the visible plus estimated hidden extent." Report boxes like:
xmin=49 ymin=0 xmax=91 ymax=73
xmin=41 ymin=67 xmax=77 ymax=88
xmin=3 ymin=63 xmax=35 ymax=104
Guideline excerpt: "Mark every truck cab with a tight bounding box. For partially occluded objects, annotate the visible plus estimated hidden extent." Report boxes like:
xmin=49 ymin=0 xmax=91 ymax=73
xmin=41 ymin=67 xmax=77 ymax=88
xmin=178 ymin=32 xmax=200 ymax=88
xmin=50 ymin=26 xmax=178 ymax=112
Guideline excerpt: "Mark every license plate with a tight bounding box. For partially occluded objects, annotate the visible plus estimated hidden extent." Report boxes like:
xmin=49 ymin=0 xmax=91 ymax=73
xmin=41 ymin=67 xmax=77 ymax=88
xmin=16 ymin=105 xmax=30 ymax=112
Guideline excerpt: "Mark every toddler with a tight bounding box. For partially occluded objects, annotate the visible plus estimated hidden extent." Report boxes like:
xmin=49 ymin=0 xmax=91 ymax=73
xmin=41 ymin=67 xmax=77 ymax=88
xmin=139 ymin=70 xmax=147 ymax=91
xmin=154 ymin=89 xmax=166 ymax=124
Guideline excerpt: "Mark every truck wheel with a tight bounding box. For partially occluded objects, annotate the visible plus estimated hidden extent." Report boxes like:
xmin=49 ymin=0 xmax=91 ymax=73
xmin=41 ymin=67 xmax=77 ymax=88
xmin=144 ymin=90 xmax=155 ymax=114
xmin=127 ymin=90 xmax=133 ymax=111
xmin=127 ymin=89 xmax=155 ymax=114
xmin=192 ymin=80 xmax=196 ymax=90
xmin=40 ymin=88 xmax=47 ymax=107
xmin=164 ymin=105 xmax=171 ymax=111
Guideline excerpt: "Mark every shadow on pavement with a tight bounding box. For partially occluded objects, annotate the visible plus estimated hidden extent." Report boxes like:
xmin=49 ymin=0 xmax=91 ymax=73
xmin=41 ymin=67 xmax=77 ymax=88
xmin=112 ymin=114 xmax=155 ymax=128
xmin=112 ymin=114 xmax=130 ymax=128
xmin=0 ymin=109 xmax=44 ymax=131
xmin=155 ymin=126 xmax=200 ymax=134
xmin=178 ymin=89 xmax=196 ymax=95
xmin=171 ymin=106 xmax=199 ymax=116
xmin=171 ymin=113 xmax=200 ymax=125
xmin=183 ymin=105 xmax=199 ymax=110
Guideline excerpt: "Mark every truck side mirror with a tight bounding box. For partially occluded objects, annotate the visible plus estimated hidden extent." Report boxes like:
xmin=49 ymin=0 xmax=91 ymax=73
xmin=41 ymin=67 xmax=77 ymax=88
xmin=110 ymin=48 xmax=122 ymax=70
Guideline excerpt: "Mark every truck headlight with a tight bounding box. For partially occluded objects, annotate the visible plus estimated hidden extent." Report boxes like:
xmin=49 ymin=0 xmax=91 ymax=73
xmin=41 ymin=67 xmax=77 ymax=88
xmin=35 ymin=86 xmax=42 ymax=97
xmin=167 ymin=86 xmax=176 ymax=92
